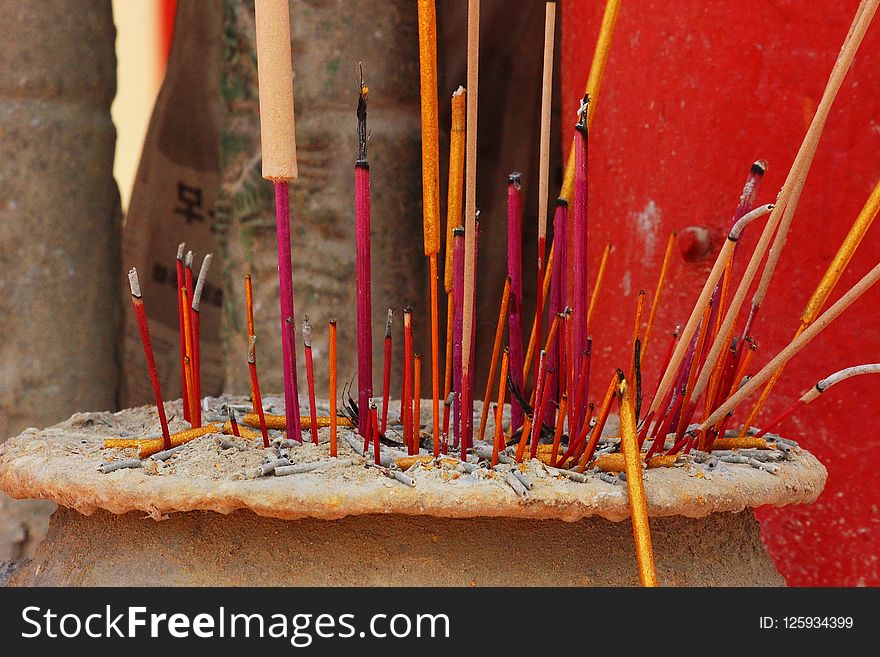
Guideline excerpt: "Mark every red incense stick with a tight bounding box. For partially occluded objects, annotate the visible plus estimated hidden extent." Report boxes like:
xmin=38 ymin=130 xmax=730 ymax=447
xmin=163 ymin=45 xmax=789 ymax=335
xmin=355 ymin=78 xmax=373 ymax=439
xmin=175 ymin=244 xmax=190 ymax=422
xmin=228 ymin=409 xmax=241 ymax=438
xmin=247 ymin=336 xmax=270 ymax=448
xmin=302 ymin=316 xmax=319 ymax=445
xmin=128 ymin=268 xmax=171 ymax=450
xmin=403 ymin=307 xmax=414 ymax=454
xmin=381 ymin=309 xmax=393 ymax=435
xmin=329 ymin=318 xmax=338 ymax=457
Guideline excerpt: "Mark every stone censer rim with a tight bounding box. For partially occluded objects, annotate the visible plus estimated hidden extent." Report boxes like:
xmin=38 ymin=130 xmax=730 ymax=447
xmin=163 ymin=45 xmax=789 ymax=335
xmin=0 ymin=420 xmax=827 ymax=526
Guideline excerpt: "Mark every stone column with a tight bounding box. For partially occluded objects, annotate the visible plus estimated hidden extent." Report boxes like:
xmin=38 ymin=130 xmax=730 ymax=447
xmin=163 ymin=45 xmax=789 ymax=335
xmin=0 ymin=0 xmax=120 ymax=558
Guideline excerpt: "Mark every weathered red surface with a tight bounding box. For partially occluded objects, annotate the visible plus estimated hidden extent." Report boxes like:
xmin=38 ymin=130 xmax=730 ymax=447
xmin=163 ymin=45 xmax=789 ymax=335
xmin=561 ymin=0 xmax=880 ymax=585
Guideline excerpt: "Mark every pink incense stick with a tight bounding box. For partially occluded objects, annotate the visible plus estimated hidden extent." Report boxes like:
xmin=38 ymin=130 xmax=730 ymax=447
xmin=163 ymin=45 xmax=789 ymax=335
xmin=452 ymin=227 xmax=465 ymax=449
xmin=546 ymin=199 xmax=568 ymax=426
xmin=465 ymin=219 xmax=479 ymax=449
xmin=571 ymin=97 xmax=590 ymax=424
xmin=355 ymin=82 xmax=373 ymax=438
xmin=506 ymin=173 xmax=525 ymax=433
xmin=275 ymin=183 xmax=303 ymax=442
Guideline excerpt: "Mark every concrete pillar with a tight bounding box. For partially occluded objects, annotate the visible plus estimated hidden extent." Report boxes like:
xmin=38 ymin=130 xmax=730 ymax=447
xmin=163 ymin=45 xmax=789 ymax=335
xmin=0 ymin=0 xmax=120 ymax=557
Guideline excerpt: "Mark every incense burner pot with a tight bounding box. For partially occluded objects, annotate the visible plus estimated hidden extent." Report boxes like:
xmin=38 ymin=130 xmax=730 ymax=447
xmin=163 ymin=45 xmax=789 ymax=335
xmin=0 ymin=399 xmax=826 ymax=587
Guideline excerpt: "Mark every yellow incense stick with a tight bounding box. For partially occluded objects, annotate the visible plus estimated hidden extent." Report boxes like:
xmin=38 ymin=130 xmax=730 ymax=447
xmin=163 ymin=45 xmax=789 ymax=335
xmin=740 ymin=179 xmax=880 ymax=431
xmin=587 ymin=243 xmax=611 ymax=331
xmin=559 ymin=0 xmax=622 ymax=204
xmin=641 ymin=230 xmax=676 ymax=360
xmin=618 ymin=377 xmax=658 ymax=587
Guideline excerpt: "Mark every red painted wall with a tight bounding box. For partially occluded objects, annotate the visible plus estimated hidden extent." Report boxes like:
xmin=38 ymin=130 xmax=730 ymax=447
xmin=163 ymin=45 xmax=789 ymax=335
xmin=561 ymin=0 xmax=880 ymax=586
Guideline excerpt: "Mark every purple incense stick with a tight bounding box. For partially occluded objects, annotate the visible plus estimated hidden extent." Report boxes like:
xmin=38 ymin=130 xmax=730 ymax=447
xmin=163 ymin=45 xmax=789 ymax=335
xmin=274 ymin=182 xmax=302 ymax=442
xmin=452 ymin=227 xmax=465 ymax=449
xmin=506 ymin=173 xmax=525 ymax=433
xmin=355 ymin=84 xmax=373 ymax=438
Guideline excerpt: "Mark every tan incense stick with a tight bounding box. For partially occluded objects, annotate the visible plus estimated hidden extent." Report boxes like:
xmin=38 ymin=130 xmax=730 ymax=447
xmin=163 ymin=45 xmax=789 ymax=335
xmin=461 ymin=0 xmax=480 ymax=444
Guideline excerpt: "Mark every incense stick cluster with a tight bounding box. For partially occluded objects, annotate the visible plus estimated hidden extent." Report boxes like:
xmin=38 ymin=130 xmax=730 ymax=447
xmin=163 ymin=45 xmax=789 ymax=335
xmin=120 ymin=0 xmax=880 ymax=589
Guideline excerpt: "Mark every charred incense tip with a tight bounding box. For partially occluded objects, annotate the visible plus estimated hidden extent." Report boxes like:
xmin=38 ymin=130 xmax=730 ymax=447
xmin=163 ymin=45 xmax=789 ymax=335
xmin=185 ymin=250 xmax=194 ymax=269
xmin=302 ymin=315 xmax=312 ymax=347
xmin=453 ymin=85 xmax=465 ymax=98
xmin=385 ymin=308 xmax=393 ymax=337
xmin=673 ymin=324 xmax=681 ymax=337
xmin=453 ymin=226 xmax=465 ymax=237
xmin=127 ymin=267 xmax=142 ymax=298
xmin=556 ymin=197 xmax=568 ymax=208
xmin=247 ymin=335 xmax=257 ymax=364
xmin=576 ymin=94 xmax=590 ymax=130
xmin=330 ymin=317 xmax=337 ymax=327
xmin=751 ymin=159 xmax=769 ymax=176
xmin=357 ymin=63 xmax=368 ymax=162
xmin=177 ymin=243 xmax=186 ymax=261
xmin=616 ymin=368 xmax=625 ymax=383
xmin=507 ymin=171 xmax=522 ymax=189
xmin=191 ymin=253 xmax=213 ymax=312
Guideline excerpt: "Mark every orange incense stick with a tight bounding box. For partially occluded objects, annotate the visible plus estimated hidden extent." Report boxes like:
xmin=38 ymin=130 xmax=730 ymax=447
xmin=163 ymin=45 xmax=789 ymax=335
xmin=176 ymin=244 xmax=190 ymax=422
xmin=128 ymin=268 xmax=171 ymax=450
xmin=629 ymin=290 xmax=646 ymax=383
xmin=180 ymin=285 xmax=199 ymax=428
xmin=302 ymin=316 xmax=318 ymax=445
xmin=492 ymin=347 xmax=510 ymax=467
xmin=524 ymin=244 xmax=554 ymax=384
xmin=191 ymin=253 xmax=213 ymax=413
xmin=641 ymin=230 xmax=675 ymax=360
xmin=550 ymin=393 xmax=568 ymax=467
xmin=586 ymin=243 xmax=611 ymax=331
xmin=478 ymin=277 xmax=511 ymax=441
xmin=247 ymin=336 xmax=270 ymax=448
xmin=414 ymin=353 xmax=422 ymax=454
xmin=577 ymin=371 xmax=619 ymax=472
xmin=381 ymin=309 xmax=393 ymax=435
xmin=183 ymin=252 xmax=201 ymax=427
xmin=417 ymin=0 xmax=442 ymax=467
xmin=329 ymin=318 xmax=338 ymax=457
xmin=244 ymin=274 xmax=257 ymax=412
xmin=516 ymin=349 xmax=544 ymax=462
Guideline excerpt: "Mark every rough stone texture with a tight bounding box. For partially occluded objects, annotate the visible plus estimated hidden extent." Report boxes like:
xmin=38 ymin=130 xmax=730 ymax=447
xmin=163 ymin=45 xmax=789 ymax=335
xmin=216 ymin=0 xmax=424 ymax=397
xmin=0 ymin=401 xmax=826 ymax=523
xmin=8 ymin=507 xmax=783 ymax=587
xmin=0 ymin=0 xmax=120 ymax=564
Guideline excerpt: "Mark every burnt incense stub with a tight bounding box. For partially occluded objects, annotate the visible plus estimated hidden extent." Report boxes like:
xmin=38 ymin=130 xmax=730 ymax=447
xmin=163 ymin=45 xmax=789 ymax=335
xmin=0 ymin=397 xmax=825 ymax=523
